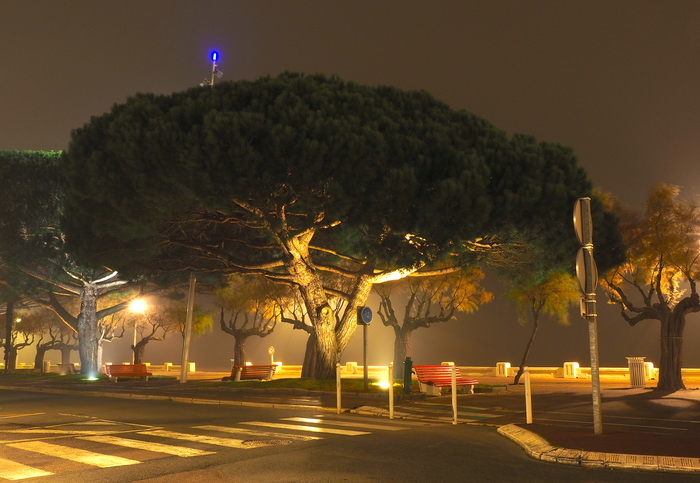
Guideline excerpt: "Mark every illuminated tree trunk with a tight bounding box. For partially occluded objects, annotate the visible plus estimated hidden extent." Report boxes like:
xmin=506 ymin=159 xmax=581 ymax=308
xmin=301 ymin=334 xmax=317 ymax=378
xmin=133 ymin=339 xmax=148 ymax=365
xmin=392 ymin=329 xmax=411 ymax=379
xmin=78 ymin=283 xmax=98 ymax=375
xmin=60 ymin=344 xmax=75 ymax=364
xmin=233 ymin=337 xmax=247 ymax=367
xmin=658 ymin=312 xmax=686 ymax=391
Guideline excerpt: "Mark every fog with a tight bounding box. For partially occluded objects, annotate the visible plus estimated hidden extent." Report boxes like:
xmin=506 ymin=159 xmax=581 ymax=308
xmin=14 ymin=272 xmax=698 ymax=372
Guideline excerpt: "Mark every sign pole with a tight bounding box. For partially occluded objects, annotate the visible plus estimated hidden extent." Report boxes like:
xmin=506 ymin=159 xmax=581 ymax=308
xmin=573 ymin=198 xmax=603 ymax=435
xmin=358 ymin=306 xmax=372 ymax=391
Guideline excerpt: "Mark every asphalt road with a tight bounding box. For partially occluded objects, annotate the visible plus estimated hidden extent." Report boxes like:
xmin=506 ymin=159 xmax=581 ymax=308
xmin=2 ymin=389 xmax=700 ymax=482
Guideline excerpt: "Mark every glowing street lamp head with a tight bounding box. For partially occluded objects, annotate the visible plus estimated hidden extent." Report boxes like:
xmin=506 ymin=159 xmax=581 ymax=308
xmin=130 ymin=299 xmax=147 ymax=313
xmin=211 ymin=51 xmax=219 ymax=62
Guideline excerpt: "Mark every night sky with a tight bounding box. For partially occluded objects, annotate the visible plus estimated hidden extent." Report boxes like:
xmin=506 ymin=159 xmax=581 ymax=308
xmin=3 ymin=1 xmax=700 ymax=371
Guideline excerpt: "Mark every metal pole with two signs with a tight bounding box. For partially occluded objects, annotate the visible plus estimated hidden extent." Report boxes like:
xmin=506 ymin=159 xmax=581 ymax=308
xmin=573 ymin=197 xmax=603 ymax=435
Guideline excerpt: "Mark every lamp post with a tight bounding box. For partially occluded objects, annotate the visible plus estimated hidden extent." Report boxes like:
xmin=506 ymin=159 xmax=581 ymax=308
xmin=201 ymin=51 xmax=223 ymax=87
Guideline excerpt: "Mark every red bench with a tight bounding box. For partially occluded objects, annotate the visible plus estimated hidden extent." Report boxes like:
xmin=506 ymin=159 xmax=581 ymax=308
xmin=413 ymin=365 xmax=478 ymax=395
xmin=104 ymin=364 xmax=152 ymax=383
xmin=222 ymin=364 xmax=277 ymax=382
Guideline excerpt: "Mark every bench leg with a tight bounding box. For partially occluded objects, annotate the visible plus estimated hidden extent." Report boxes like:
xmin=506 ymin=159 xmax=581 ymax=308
xmin=109 ymin=376 xmax=118 ymax=383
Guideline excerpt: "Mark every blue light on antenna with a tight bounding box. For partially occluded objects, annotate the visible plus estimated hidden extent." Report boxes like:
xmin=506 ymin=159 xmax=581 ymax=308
xmin=211 ymin=51 xmax=219 ymax=62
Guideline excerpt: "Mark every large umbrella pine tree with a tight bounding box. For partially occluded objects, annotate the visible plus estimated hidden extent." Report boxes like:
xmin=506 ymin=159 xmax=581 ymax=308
xmin=62 ymin=73 xmax=616 ymax=379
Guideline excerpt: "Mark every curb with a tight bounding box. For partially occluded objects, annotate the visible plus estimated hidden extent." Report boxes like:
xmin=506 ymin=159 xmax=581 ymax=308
xmin=497 ymin=424 xmax=700 ymax=474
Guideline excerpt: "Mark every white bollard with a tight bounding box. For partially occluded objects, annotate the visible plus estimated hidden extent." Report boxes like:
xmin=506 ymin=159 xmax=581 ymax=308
xmin=336 ymin=363 xmax=342 ymax=415
xmin=389 ymin=363 xmax=394 ymax=420
xmin=452 ymin=365 xmax=458 ymax=425
xmin=525 ymin=366 xmax=532 ymax=424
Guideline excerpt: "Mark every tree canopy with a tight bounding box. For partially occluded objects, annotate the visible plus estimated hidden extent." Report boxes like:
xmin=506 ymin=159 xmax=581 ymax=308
xmin=62 ymin=73 xmax=621 ymax=378
xmin=603 ymin=184 xmax=700 ymax=391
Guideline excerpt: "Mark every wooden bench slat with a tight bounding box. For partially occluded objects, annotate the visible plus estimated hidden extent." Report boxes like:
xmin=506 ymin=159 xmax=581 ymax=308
xmin=222 ymin=365 xmax=277 ymax=382
xmin=413 ymin=365 xmax=478 ymax=388
xmin=104 ymin=364 xmax=152 ymax=383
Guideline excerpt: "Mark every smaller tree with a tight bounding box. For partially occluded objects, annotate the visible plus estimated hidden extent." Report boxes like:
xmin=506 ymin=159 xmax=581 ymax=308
xmin=374 ymin=268 xmax=493 ymax=378
xmin=1 ymin=309 xmax=42 ymax=370
xmin=166 ymin=302 xmax=214 ymax=341
xmin=215 ymin=275 xmax=285 ymax=367
xmin=128 ymin=298 xmax=213 ymax=365
xmin=505 ymin=271 xmax=579 ymax=385
xmin=31 ymin=308 xmax=67 ymax=371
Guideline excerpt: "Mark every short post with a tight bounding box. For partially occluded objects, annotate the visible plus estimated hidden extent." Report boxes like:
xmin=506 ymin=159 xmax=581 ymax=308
xmin=388 ymin=362 xmax=394 ymax=420
xmin=451 ymin=364 xmax=458 ymax=425
xmin=336 ymin=363 xmax=342 ymax=415
xmin=524 ymin=366 xmax=532 ymax=424
xmin=403 ymin=357 xmax=413 ymax=394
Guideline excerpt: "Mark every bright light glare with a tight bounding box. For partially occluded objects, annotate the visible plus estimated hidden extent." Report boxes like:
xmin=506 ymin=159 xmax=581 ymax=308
xmin=130 ymin=299 xmax=147 ymax=313
xmin=211 ymin=51 xmax=219 ymax=61
xmin=375 ymin=381 xmax=391 ymax=389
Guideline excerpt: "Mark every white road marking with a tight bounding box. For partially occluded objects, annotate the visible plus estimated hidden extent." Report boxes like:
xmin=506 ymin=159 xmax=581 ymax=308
xmin=139 ymin=430 xmax=288 ymax=449
xmin=281 ymin=417 xmax=408 ymax=431
xmin=0 ymin=457 xmax=53 ymax=480
xmin=79 ymin=435 xmax=215 ymax=457
xmin=8 ymin=440 xmax=140 ymax=468
xmin=240 ymin=421 xmax=370 ymax=436
xmin=0 ymin=413 xmax=45 ymax=420
xmin=194 ymin=425 xmax=322 ymax=441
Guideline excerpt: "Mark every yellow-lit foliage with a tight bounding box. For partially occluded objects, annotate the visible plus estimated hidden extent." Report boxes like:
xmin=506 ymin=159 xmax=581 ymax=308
xmin=602 ymin=184 xmax=700 ymax=311
xmin=506 ymin=271 xmax=580 ymax=326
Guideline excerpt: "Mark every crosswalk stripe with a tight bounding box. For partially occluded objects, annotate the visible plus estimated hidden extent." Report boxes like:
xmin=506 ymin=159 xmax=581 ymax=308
xmin=8 ymin=441 xmax=140 ymax=468
xmin=0 ymin=457 xmax=53 ymax=480
xmin=241 ymin=421 xmax=370 ymax=436
xmin=281 ymin=417 xmax=408 ymax=431
xmin=139 ymin=430 xmax=289 ymax=449
xmin=194 ymin=425 xmax=322 ymax=441
xmin=79 ymin=435 xmax=215 ymax=457
xmin=0 ymin=413 xmax=45 ymax=420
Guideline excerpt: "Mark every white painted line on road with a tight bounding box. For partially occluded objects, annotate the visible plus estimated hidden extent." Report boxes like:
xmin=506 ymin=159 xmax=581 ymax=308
xmin=140 ymin=430 xmax=289 ymax=449
xmin=8 ymin=440 xmax=140 ymax=468
xmin=241 ymin=421 xmax=370 ymax=436
xmin=194 ymin=425 xmax=322 ymax=441
xmin=79 ymin=435 xmax=215 ymax=457
xmin=536 ymin=417 xmax=689 ymax=432
xmin=0 ymin=413 xmax=45 ymax=420
xmin=2 ymin=429 xmax=122 ymax=436
xmin=0 ymin=457 xmax=53 ymax=480
xmin=281 ymin=417 xmax=408 ymax=431
xmin=544 ymin=409 xmax=700 ymax=425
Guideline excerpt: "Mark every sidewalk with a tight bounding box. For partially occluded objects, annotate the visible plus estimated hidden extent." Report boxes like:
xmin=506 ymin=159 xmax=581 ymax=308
xmin=2 ymin=371 xmax=700 ymax=473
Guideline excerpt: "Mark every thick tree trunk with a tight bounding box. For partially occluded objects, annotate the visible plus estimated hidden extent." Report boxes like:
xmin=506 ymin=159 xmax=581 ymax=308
xmin=514 ymin=318 xmax=540 ymax=385
xmin=301 ymin=334 xmax=317 ymax=378
xmin=392 ymin=329 xmax=411 ymax=379
xmin=658 ymin=312 xmax=686 ymax=391
xmin=5 ymin=348 xmax=17 ymax=371
xmin=233 ymin=337 xmax=247 ymax=367
xmin=34 ymin=346 xmax=49 ymax=372
xmin=78 ymin=283 xmax=99 ymax=375
xmin=60 ymin=345 xmax=74 ymax=364
xmin=133 ymin=339 xmax=148 ymax=365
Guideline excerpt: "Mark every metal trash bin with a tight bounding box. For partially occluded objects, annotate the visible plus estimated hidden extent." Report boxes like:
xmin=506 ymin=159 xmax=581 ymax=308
xmin=627 ymin=357 xmax=646 ymax=388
